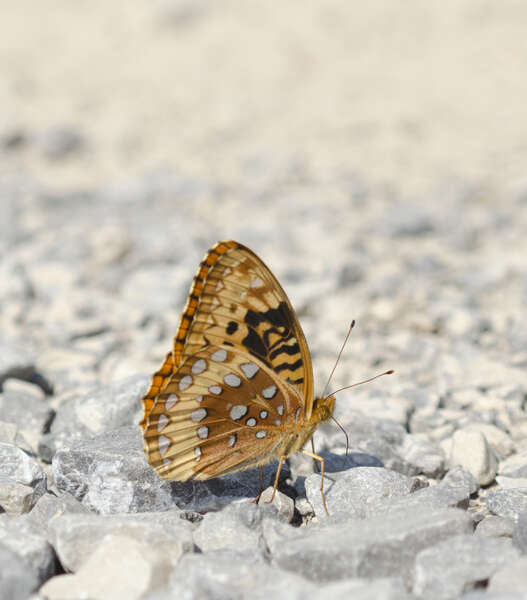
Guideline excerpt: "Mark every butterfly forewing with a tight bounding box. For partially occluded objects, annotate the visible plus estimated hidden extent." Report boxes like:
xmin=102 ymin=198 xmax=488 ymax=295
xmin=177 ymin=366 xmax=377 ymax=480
xmin=143 ymin=344 xmax=304 ymax=480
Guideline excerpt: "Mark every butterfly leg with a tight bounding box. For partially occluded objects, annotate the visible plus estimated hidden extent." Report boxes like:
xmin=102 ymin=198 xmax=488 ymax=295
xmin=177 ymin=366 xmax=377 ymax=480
xmin=302 ymin=449 xmax=328 ymax=516
xmin=251 ymin=465 xmax=265 ymax=504
xmin=266 ymin=455 xmax=286 ymax=504
xmin=310 ymin=438 xmax=321 ymax=473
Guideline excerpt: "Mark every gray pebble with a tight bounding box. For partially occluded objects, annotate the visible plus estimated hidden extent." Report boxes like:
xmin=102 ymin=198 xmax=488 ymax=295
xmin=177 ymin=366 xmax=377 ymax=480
xmin=0 ymin=542 xmax=38 ymax=600
xmin=487 ymin=489 xmax=527 ymax=521
xmin=413 ymin=535 xmax=520 ymax=599
xmin=475 ymin=515 xmax=515 ymax=538
xmin=487 ymin=556 xmax=527 ymax=595
xmin=270 ymin=507 xmax=472 ymax=584
xmin=305 ymin=466 xmax=419 ymax=520
xmin=49 ymin=511 xmax=194 ymax=572
xmin=0 ymin=515 xmax=56 ymax=585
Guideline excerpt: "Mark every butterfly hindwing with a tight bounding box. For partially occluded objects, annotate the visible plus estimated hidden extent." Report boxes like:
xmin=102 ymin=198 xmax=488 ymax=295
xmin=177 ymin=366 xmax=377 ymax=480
xmin=142 ymin=345 xmax=304 ymax=480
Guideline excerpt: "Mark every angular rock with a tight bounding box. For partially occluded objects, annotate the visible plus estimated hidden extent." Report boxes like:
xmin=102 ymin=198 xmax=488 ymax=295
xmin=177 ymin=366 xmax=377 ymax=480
xmin=487 ymin=489 xmax=527 ymax=521
xmin=496 ymin=475 xmax=527 ymax=488
xmin=462 ymin=423 xmax=515 ymax=458
xmin=269 ymin=507 xmax=472 ymax=584
xmin=448 ymin=429 xmax=498 ymax=486
xmin=53 ymin=425 xmax=285 ymax=513
xmin=475 ymin=516 xmax=515 ymax=538
xmin=0 ymin=514 xmax=56 ymax=584
xmin=0 ymin=379 xmax=54 ymax=450
xmin=413 ymin=535 xmax=520 ymax=599
xmin=0 ymin=481 xmax=36 ymax=516
xmin=166 ymin=550 xmax=303 ymax=599
xmin=499 ymin=451 xmax=527 ymax=478
xmin=25 ymin=492 xmax=91 ymax=540
xmin=41 ymin=375 xmax=148 ymax=461
xmin=512 ymin=511 xmax=527 ymax=553
xmin=305 ymin=466 xmax=419 ymax=519
xmin=399 ymin=434 xmax=446 ymax=478
xmin=40 ymin=535 xmax=171 ymax=600
xmin=193 ymin=501 xmax=266 ymax=553
xmin=305 ymin=577 xmax=411 ymax=600
xmin=0 ymin=442 xmax=47 ymax=513
xmin=49 ymin=511 xmax=194 ymax=572
xmin=0 ymin=542 xmax=38 ymax=600
xmin=355 ymin=466 xmax=476 ymax=520
xmin=258 ymin=486 xmax=295 ymax=523
xmin=488 ymin=556 xmax=527 ymax=594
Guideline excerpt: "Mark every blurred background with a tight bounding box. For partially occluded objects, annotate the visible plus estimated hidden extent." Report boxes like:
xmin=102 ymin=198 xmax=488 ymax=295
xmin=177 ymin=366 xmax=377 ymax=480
xmin=1 ymin=1 xmax=526 ymax=414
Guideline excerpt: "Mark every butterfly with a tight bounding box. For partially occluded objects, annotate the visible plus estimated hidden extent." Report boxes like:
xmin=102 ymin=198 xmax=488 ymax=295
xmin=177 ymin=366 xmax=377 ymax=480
xmin=140 ymin=240 xmax=391 ymax=514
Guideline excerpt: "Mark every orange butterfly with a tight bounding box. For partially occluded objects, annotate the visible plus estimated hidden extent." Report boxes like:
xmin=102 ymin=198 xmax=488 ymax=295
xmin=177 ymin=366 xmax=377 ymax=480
xmin=140 ymin=240 xmax=391 ymax=513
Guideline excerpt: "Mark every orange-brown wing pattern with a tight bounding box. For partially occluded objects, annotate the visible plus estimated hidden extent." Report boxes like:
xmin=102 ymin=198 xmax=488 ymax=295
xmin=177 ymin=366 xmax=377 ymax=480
xmin=142 ymin=345 xmax=304 ymax=480
xmin=140 ymin=240 xmax=315 ymax=435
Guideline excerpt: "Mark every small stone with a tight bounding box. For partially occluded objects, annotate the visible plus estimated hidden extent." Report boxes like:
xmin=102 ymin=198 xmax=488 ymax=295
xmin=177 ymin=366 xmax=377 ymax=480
xmin=367 ymin=466 xmax=476 ymax=518
xmin=487 ymin=489 xmax=527 ymax=521
xmin=40 ymin=535 xmax=171 ymax=600
xmin=399 ymin=435 xmax=446 ymax=478
xmin=448 ymin=429 xmax=498 ymax=485
xmin=49 ymin=511 xmax=194 ymax=572
xmin=488 ymin=556 xmax=527 ymax=594
xmin=193 ymin=502 xmax=265 ymax=553
xmin=52 ymin=425 xmax=174 ymax=514
xmin=413 ymin=535 xmax=519 ymax=599
xmin=475 ymin=516 xmax=515 ymax=538
xmin=0 ymin=380 xmax=54 ymax=450
xmin=45 ymin=374 xmax=148 ymax=453
xmin=0 ymin=481 xmax=36 ymax=516
xmin=463 ymin=423 xmax=515 ymax=458
xmin=270 ymin=507 xmax=472 ymax=584
xmin=0 ymin=442 xmax=47 ymax=508
xmin=25 ymin=493 xmax=90 ymax=540
xmin=258 ymin=487 xmax=295 ymax=523
xmin=295 ymin=497 xmax=315 ymax=520
xmin=166 ymin=549 xmax=303 ymax=599
xmin=305 ymin=466 xmax=418 ymax=519
xmin=499 ymin=451 xmax=527 ymax=478
xmin=496 ymin=475 xmax=527 ymax=488
xmin=512 ymin=511 xmax=527 ymax=553
xmin=0 ymin=515 xmax=56 ymax=584
xmin=36 ymin=125 xmax=84 ymax=160
xmin=0 ymin=542 xmax=38 ymax=600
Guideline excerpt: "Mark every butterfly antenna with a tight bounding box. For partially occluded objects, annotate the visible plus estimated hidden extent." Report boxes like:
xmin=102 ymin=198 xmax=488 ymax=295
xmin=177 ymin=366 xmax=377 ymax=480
xmin=330 ymin=415 xmax=350 ymax=457
xmin=329 ymin=369 xmax=394 ymax=397
xmin=321 ymin=320 xmax=356 ymax=399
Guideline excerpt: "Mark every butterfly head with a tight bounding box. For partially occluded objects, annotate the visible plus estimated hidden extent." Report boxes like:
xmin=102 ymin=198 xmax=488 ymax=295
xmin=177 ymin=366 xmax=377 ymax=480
xmin=311 ymin=394 xmax=336 ymax=424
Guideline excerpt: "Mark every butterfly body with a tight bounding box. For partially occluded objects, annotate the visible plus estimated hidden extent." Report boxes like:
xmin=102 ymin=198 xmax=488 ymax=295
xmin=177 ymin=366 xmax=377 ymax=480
xmin=140 ymin=240 xmax=335 ymax=484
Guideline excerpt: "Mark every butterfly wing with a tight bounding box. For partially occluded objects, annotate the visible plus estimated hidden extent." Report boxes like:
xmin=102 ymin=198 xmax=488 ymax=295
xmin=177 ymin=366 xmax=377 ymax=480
xmin=142 ymin=344 xmax=304 ymax=480
xmin=140 ymin=240 xmax=315 ymax=434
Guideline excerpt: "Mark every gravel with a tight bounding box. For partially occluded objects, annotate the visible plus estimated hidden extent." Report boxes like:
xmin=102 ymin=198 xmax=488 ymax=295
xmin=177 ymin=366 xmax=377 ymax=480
xmin=2 ymin=4 xmax=527 ymax=597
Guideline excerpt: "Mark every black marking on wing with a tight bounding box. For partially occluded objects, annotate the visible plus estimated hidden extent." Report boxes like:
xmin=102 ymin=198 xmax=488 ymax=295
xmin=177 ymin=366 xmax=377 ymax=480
xmin=269 ymin=342 xmax=300 ymax=360
xmin=240 ymin=300 xmax=307 ymax=385
xmin=242 ymin=328 xmax=269 ymax=363
xmin=226 ymin=321 xmax=238 ymax=335
xmin=274 ymin=358 xmax=303 ymax=373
